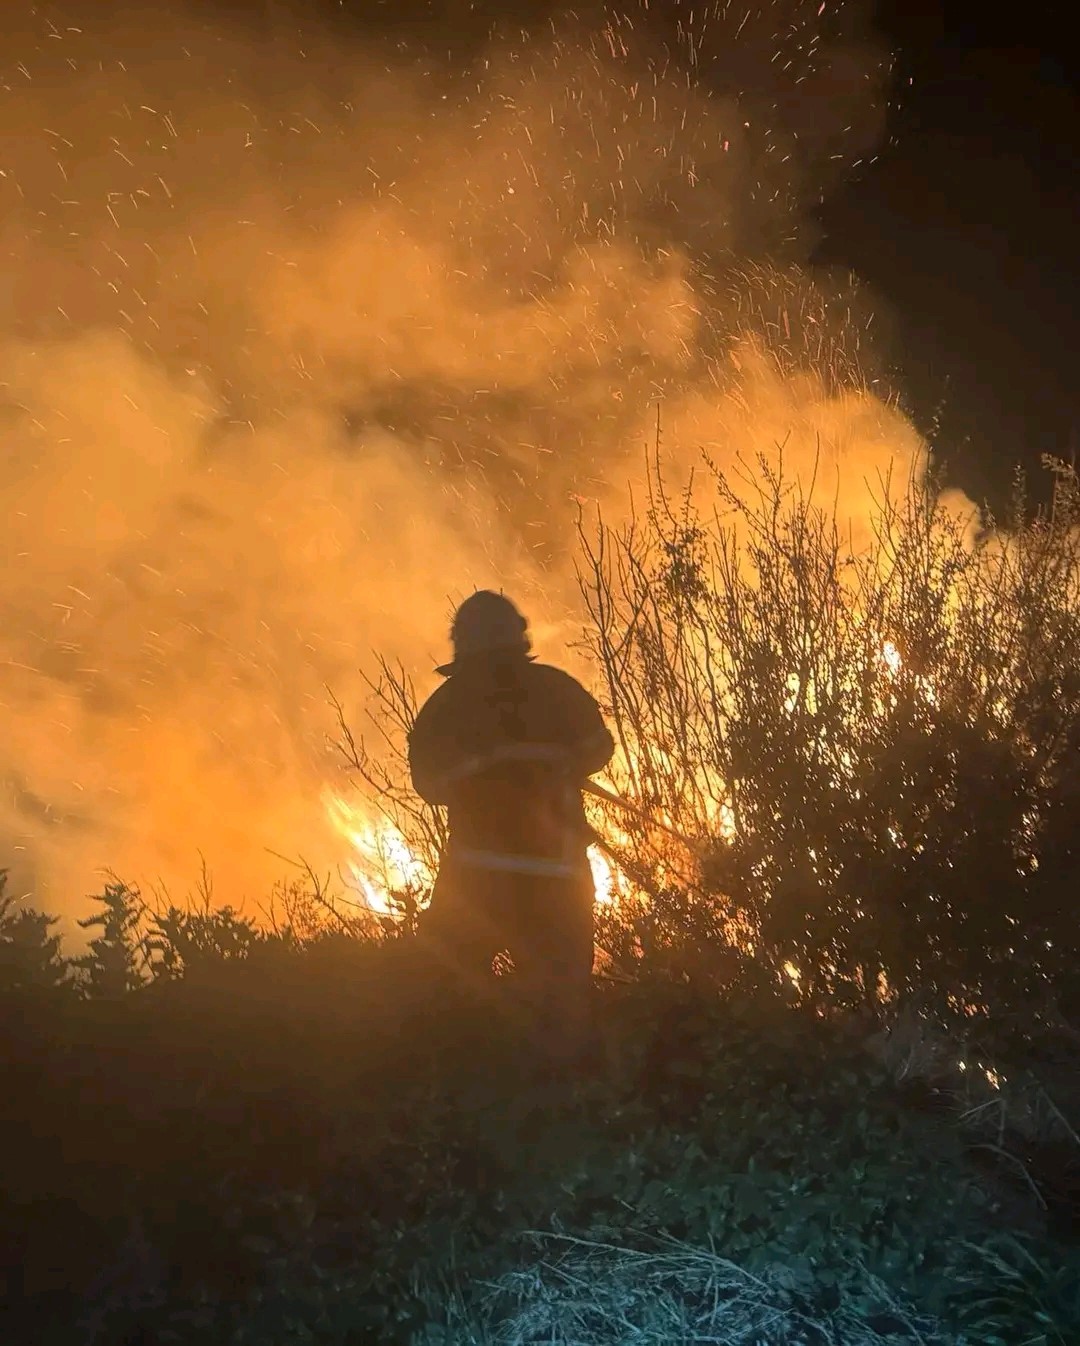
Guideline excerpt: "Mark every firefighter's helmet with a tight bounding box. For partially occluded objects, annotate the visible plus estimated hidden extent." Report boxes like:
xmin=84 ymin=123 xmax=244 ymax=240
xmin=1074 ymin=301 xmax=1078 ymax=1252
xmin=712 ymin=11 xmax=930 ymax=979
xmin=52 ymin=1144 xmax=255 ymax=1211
xmin=437 ymin=590 xmax=532 ymax=674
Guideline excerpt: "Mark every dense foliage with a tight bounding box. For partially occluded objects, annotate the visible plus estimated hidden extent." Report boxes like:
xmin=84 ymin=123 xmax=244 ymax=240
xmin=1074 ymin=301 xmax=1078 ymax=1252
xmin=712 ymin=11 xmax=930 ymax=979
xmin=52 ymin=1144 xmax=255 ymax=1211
xmin=2 ymin=458 xmax=1079 ymax=1343
xmin=579 ymin=456 xmax=1080 ymax=1038
xmin=1 ymin=881 xmax=1078 ymax=1344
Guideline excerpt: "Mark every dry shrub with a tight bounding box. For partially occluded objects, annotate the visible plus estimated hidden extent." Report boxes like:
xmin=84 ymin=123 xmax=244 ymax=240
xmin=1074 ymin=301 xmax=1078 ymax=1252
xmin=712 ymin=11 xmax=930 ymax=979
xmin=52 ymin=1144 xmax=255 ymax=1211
xmin=578 ymin=449 xmax=1080 ymax=1032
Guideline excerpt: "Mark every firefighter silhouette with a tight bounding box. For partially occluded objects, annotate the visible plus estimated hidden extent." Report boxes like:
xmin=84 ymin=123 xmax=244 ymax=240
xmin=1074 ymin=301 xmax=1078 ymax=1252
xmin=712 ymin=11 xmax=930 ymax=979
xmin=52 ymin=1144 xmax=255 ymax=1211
xmin=408 ymin=591 xmax=614 ymax=1047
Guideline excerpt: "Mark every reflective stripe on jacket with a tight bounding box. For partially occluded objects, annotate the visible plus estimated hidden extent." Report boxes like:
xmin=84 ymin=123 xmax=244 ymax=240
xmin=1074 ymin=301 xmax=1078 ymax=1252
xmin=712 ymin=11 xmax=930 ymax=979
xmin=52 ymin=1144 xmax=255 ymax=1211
xmin=453 ymin=847 xmax=581 ymax=879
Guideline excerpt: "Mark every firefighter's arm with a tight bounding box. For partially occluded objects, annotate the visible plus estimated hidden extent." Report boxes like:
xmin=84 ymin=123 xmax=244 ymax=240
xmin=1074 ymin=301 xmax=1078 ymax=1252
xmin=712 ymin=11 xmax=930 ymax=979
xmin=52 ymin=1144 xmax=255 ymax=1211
xmin=409 ymin=688 xmax=543 ymax=801
xmin=575 ymin=720 xmax=616 ymax=777
xmin=559 ymin=674 xmax=616 ymax=778
xmin=407 ymin=695 xmax=456 ymax=805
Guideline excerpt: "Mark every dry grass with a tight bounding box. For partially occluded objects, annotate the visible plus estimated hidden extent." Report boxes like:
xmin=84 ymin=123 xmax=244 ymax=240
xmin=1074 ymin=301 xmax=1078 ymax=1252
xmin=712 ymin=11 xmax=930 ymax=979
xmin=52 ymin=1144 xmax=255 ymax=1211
xmin=448 ymin=1232 xmax=950 ymax=1346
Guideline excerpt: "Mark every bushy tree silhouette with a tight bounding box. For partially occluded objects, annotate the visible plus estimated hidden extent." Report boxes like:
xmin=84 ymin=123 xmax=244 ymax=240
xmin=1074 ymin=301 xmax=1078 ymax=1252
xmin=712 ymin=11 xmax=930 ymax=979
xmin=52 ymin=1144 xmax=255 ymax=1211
xmin=578 ymin=452 xmax=1080 ymax=1037
xmin=74 ymin=881 xmax=145 ymax=998
xmin=0 ymin=871 xmax=70 ymax=998
xmin=143 ymin=903 xmax=263 ymax=982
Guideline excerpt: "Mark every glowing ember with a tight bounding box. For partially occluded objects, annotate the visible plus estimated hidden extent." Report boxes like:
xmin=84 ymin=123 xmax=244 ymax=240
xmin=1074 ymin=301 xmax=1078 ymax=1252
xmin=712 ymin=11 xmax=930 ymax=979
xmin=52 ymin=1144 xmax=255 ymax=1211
xmin=881 ymin=640 xmax=902 ymax=676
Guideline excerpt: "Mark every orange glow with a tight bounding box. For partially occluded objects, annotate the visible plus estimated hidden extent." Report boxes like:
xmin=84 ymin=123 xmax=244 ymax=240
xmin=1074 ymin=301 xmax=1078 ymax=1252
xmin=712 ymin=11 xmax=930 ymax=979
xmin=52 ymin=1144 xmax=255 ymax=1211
xmin=324 ymin=785 xmax=639 ymax=915
xmin=323 ymin=791 xmax=433 ymax=916
xmin=0 ymin=3 xmax=959 ymax=933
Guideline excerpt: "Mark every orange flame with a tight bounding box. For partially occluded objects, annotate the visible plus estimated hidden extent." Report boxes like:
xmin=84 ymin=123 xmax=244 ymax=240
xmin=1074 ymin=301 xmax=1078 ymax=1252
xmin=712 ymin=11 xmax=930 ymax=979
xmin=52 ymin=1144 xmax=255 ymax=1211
xmin=324 ymin=785 xmax=640 ymax=915
xmin=322 ymin=789 xmax=433 ymax=916
xmin=325 ymin=639 xmax=908 ymax=918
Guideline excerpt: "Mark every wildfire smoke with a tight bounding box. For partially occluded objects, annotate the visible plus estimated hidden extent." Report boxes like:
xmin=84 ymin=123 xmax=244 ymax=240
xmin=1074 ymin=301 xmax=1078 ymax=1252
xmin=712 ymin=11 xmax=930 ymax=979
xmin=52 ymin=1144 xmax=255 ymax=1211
xmin=0 ymin=0 xmax=948 ymax=929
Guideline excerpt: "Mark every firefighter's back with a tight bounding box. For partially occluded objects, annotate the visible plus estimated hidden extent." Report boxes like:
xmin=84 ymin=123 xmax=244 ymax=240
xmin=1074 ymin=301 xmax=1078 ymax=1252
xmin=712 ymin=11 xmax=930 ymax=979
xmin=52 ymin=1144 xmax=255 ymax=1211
xmin=420 ymin=658 xmax=594 ymax=869
xmin=406 ymin=591 xmax=614 ymax=1058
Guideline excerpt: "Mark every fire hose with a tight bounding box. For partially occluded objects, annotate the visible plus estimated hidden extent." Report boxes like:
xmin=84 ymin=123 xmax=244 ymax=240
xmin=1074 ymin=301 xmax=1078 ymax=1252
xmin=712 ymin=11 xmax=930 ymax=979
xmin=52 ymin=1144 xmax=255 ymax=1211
xmin=580 ymin=779 xmax=713 ymax=899
xmin=582 ymin=778 xmax=701 ymax=851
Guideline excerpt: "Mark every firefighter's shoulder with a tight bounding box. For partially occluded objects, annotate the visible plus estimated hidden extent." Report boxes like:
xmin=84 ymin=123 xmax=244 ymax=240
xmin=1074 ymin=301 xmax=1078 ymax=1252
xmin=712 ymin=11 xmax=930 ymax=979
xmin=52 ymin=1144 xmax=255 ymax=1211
xmin=523 ymin=661 xmax=600 ymax=706
xmin=409 ymin=674 xmax=458 ymax=737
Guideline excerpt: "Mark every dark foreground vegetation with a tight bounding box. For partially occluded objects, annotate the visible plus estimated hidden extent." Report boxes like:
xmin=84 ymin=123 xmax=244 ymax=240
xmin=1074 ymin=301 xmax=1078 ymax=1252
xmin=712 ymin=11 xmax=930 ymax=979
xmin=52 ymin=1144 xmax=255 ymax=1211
xmin=2 ymin=879 xmax=1079 ymax=1346
xmin=3 ymin=456 xmax=1079 ymax=1343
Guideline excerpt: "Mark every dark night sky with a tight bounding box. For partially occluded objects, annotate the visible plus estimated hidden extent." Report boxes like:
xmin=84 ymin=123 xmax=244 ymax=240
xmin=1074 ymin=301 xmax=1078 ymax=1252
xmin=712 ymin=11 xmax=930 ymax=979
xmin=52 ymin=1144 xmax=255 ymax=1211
xmin=816 ymin=0 xmax=1079 ymax=507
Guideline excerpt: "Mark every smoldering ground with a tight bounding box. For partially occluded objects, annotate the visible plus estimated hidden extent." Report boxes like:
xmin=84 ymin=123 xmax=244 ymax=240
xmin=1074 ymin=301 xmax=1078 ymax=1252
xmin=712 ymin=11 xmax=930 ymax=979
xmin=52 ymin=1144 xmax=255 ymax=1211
xmin=0 ymin=0 xmax=939 ymax=930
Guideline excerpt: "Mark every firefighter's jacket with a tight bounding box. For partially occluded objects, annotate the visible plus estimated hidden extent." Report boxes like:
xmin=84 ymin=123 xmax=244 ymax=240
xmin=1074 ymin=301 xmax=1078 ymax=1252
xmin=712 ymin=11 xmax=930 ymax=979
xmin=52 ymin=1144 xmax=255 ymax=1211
xmin=408 ymin=658 xmax=615 ymax=879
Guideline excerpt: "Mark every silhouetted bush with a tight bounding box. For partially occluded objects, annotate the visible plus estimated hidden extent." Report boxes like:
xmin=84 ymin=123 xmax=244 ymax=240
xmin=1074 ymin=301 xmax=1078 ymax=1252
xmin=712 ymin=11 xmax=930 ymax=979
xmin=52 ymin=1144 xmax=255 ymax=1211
xmin=74 ymin=880 xmax=147 ymax=998
xmin=1 ymin=865 xmax=1078 ymax=1343
xmin=579 ymin=453 xmax=1080 ymax=1045
xmin=0 ymin=870 xmax=71 ymax=998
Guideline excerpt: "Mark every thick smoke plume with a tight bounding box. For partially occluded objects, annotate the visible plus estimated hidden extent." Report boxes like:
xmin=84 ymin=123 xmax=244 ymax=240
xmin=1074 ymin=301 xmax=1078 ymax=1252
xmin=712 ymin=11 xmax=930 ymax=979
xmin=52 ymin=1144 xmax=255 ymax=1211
xmin=1 ymin=0 xmax=929 ymax=927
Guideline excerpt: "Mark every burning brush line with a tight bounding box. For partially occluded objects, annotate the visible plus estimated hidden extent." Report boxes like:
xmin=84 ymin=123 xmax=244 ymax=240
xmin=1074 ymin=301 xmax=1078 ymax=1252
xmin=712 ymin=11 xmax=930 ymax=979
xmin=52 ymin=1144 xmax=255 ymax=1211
xmin=323 ymin=636 xmax=908 ymax=919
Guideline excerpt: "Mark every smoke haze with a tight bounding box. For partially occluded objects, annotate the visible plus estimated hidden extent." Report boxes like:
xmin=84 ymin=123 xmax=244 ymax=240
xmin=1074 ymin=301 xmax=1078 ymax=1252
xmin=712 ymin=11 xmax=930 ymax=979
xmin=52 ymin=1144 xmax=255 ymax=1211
xmin=1 ymin=0 xmax=935 ymax=927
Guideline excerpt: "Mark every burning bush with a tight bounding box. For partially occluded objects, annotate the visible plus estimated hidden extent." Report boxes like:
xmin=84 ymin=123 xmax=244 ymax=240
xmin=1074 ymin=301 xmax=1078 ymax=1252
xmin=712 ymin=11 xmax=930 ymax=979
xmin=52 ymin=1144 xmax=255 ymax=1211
xmin=331 ymin=448 xmax=1080 ymax=1047
xmin=577 ymin=450 xmax=1080 ymax=1034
